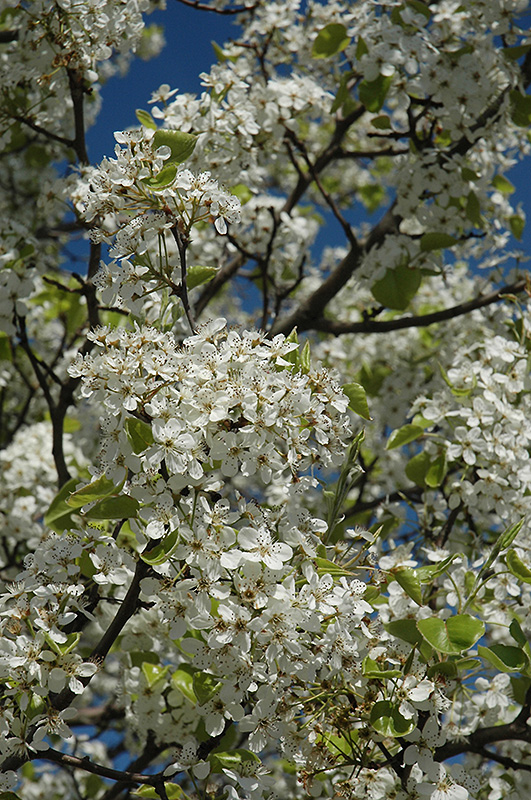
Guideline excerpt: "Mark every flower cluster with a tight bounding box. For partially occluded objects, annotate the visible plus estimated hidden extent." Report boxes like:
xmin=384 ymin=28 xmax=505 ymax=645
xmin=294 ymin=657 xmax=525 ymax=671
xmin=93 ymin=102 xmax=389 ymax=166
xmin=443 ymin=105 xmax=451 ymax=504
xmin=69 ymin=317 xmax=351 ymax=492
xmin=76 ymin=129 xmax=241 ymax=249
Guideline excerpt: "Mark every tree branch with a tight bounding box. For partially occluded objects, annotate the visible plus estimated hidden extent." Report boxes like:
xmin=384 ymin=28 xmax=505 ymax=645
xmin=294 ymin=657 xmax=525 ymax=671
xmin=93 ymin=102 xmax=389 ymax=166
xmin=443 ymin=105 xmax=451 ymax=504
xmin=33 ymin=747 xmax=170 ymax=792
xmin=174 ymin=0 xmax=259 ymax=13
xmin=310 ymin=278 xmax=529 ymax=336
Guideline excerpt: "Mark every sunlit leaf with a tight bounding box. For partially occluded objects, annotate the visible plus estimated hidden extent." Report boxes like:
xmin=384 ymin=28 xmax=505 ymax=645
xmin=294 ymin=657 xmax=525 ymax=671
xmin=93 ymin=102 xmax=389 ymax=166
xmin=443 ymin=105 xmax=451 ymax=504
xmin=370 ymin=700 xmax=415 ymax=737
xmin=417 ymin=615 xmax=484 ymax=654
xmin=312 ymin=23 xmax=350 ymax=58
xmin=342 ymin=382 xmax=371 ymax=420
xmin=153 ymin=129 xmax=198 ymax=164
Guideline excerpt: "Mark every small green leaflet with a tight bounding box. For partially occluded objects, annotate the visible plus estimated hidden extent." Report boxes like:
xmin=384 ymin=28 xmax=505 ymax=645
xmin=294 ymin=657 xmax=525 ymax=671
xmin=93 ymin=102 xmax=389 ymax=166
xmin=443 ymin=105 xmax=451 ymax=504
xmin=370 ymin=700 xmax=415 ymax=737
xmin=153 ymin=129 xmax=198 ymax=164
xmin=371 ymin=263 xmax=422 ymax=310
xmin=359 ymin=74 xmax=393 ymax=113
xmin=141 ymin=529 xmax=180 ymax=566
xmin=142 ymin=163 xmax=178 ymax=190
xmin=125 ymin=417 xmax=154 ymax=454
xmin=478 ymin=644 xmax=530 ymax=675
xmin=342 ymin=382 xmax=371 ymax=420
xmin=362 ymin=656 xmax=401 ymax=679
xmin=386 ymin=424 xmax=424 ymax=450
xmin=193 ymin=671 xmax=221 ymax=705
xmin=132 ymin=786 xmax=183 ymax=800
xmin=510 ymin=214 xmax=525 ymax=240
xmin=420 ymin=232 xmax=458 ymax=252
xmin=389 ymin=566 xmax=423 ymax=605
xmin=312 ymin=23 xmax=351 ymax=58
xmin=171 ymin=663 xmax=198 ymax=704
xmin=209 ymin=749 xmax=261 ymax=775
xmin=84 ymin=495 xmax=139 ymax=520
xmin=44 ymin=476 xmax=80 ymax=532
xmin=505 ymin=548 xmax=531 ymax=584
xmin=67 ymin=474 xmax=118 ymax=508
xmin=509 ymin=90 xmax=531 ymax=127
xmin=187 ymin=265 xmax=218 ymax=290
xmin=135 ymin=108 xmax=157 ymax=130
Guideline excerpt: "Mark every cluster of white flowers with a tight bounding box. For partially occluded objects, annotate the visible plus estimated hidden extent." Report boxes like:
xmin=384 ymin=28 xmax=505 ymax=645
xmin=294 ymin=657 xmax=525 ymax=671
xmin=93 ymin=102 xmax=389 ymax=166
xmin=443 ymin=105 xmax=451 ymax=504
xmin=69 ymin=317 xmax=351 ymax=491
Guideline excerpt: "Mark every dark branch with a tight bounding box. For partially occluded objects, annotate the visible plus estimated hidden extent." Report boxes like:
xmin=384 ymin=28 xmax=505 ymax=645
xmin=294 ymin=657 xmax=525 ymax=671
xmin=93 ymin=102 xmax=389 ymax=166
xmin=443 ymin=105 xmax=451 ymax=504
xmin=310 ymin=278 xmax=529 ymax=336
xmin=174 ymin=0 xmax=259 ymax=13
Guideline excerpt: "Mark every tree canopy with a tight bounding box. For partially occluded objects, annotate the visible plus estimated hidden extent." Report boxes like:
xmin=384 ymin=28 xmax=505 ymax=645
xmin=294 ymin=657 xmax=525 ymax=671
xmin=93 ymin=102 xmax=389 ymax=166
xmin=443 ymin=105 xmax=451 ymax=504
xmin=1 ymin=1 xmax=531 ymax=799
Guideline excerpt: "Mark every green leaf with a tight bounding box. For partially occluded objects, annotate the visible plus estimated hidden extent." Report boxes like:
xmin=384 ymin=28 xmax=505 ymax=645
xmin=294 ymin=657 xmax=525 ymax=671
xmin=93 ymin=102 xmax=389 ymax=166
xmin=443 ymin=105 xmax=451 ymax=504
xmin=362 ymin=656 xmax=402 ymax=679
xmin=342 ymin=382 xmax=371 ymax=420
xmin=478 ymin=644 xmax=530 ymax=674
xmin=510 ymin=618 xmax=528 ymax=648
xmin=211 ymin=40 xmax=227 ymax=62
xmin=509 ymin=90 xmax=531 ymax=127
xmin=135 ymin=108 xmax=157 ymax=130
xmin=462 ymin=167 xmax=479 ymax=182
xmin=153 ymin=129 xmax=198 ymax=164
xmin=427 ymin=661 xmax=458 ymax=680
xmin=331 ymin=70 xmax=357 ymax=115
xmin=390 ymin=567 xmax=423 ymax=605
xmin=425 ymin=453 xmax=446 ymax=488
xmin=405 ymin=0 xmax=432 ymax=19
xmin=230 ymin=183 xmax=253 ymax=204
xmin=416 ymin=554 xmax=458 ymax=583
xmin=358 ymin=184 xmax=386 ymax=213
xmin=371 ymin=115 xmax=392 ymax=129
xmin=370 ymin=700 xmax=415 ymax=737
xmin=0 ymin=793 xmax=24 ymax=800
xmin=312 ymin=23 xmax=351 ymax=58
xmin=499 ymin=519 xmax=524 ymax=549
xmin=502 ymin=44 xmax=531 ymax=61
xmin=506 ymin=549 xmax=531 ymax=584
xmin=171 ymin=663 xmax=198 ymax=704
xmin=132 ymin=785 xmax=183 ymax=799
xmin=141 ymin=528 xmax=180 ymax=565
xmin=300 ymin=340 xmax=311 ymax=374
xmin=44 ymin=477 xmax=80 ymax=532
xmin=492 ymin=174 xmax=515 ymax=194
xmin=386 ymin=424 xmax=424 ymax=450
xmin=405 ymin=450 xmax=431 ymax=488
xmin=511 ymin=675 xmax=531 ymax=705
xmin=355 ymin=36 xmax=368 ymax=60
xmin=385 ymin=618 xmax=424 ymax=645
xmin=141 ymin=662 xmax=169 ymax=689
xmin=85 ymin=495 xmax=139 ymax=520
xmin=359 ymin=74 xmax=393 ymax=112
xmin=417 ymin=614 xmax=485 ymax=654
xmin=67 ymin=475 xmax=118 ymax=508
xmin=186 ymin=265 xmax=218 ymax=290
xmin=314 ymin=557 xmax=356 ymax=580
xmin=420 ymin=232 xmax=458 ymax=252
xmin=193 ymin=671 xmax=221 ymax=705
xmin=125 ymin=417 xmax=154 ymax=454
xmin=465 ymin=190 xmax=482 ymax=226
xmin=510 ymin=214 xmax=525 ymax=241
xmin=209 ymin=749 xmax=260 ymax=774
xmin=142 ymin=163 xmax=178 ymax=190
xmin=371 ymin=263 xmax=422 ymax=310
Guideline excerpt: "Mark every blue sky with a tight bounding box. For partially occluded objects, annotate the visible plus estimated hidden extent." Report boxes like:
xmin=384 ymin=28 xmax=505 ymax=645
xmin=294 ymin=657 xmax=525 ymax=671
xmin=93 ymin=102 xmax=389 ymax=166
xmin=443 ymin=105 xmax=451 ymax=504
xmin=86 ymin=2 xmax=531 ymax=265
xmin=86 ymin=2 xmax=236 ymax=162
